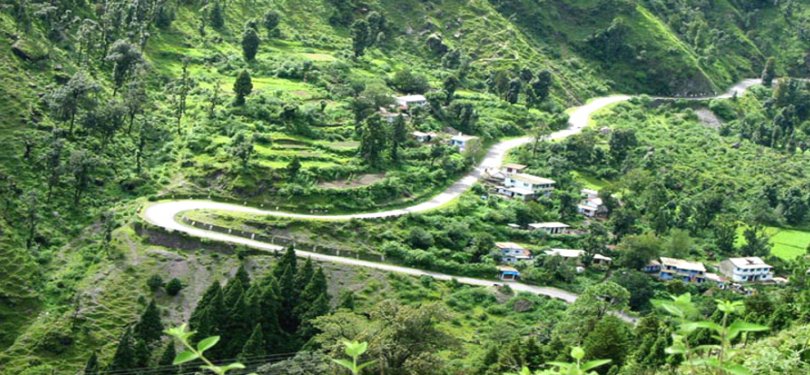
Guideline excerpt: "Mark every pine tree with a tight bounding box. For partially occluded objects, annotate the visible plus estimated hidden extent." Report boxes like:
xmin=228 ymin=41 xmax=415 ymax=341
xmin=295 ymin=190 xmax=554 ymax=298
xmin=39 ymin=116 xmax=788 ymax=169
xmin=241 ymin=26 xmax=260 ymax=61
xmin=134 ymin=300 xmax=163 ymax=344
xmin=391 ymin=114 xmax=407 ymax=162
xmin=298 ymin=267 xmax=327 ymax=309
xmin=108 ymin=328 xmax=137 ymax=371
xmin=351 ymin=19 xmax=370 ymax=57
xmin=233 ymin=70 xmax=253 ymax=106
xmin=134 ymin=338 xmax=150 ymax=367
xmin=257 ymin=274 xmax=284 ymax=351
xmin=223 ymin=278 xmax=245 ymax=308
xmin=296 ymin=267 xmax=330 ymax=339
xmin=157 ymin=342 xmax=178 ymax=375
xmin=194 ymin=286 xmax=225 ymax=341
xmin=189 ymin=281 xmax=221 ymax=330
xmin=239 ymin=324 xmax=267 ymax=362
xmin=295 ymin=258 xmax=314 ymax=291
xmin=298 ymin=293 xmax=329 ymax=339
xmin=83 ymin=352 xmax=99 ymax=375
xmin=274 ymin=246 xmax=297 ymax=280
xmin=762 ymin=56 xmax=776 ymax=87
xmin=221 ymin=282 xmax=251 ymax=358
xmin=278 ymin=264 xmax=300 ymax=334
xmin=234 ymin=264 xmax=251 ymax=288
xmin=338 ymin=290 xmax=355 ymax=310
xmin=210 ymin=1 xmax=224 ymax=29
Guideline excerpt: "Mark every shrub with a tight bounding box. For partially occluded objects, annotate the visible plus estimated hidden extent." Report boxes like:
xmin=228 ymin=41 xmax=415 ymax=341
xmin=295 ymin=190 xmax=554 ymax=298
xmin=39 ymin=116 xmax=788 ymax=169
xmin=146 ymin=274 xmax=164 ymax=291
xmin=165 ymin=278 xmax=183 ymax=296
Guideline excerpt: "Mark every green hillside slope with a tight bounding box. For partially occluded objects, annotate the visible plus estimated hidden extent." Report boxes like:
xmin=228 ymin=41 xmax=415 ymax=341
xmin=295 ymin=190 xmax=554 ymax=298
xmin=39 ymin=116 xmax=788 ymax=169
xmin=0 ymin=0 xmax=808 ymax=372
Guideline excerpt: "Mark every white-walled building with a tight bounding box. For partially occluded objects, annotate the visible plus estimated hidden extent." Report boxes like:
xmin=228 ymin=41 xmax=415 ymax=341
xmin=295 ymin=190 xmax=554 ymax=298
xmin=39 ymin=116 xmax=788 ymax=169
xmin=528 ymin=222 xmax=571 ymax=235
xmin=578 ymin=189 xmax=607 ymax=217
xmin=450 ymin=133 xmax=480 ymax=152
xmin=412 ymin=131 xmax=437 ymax=143
xmin=719 ymin=257 xmax=774 ymax=283
xmin=496 ymin=242 xmax=532 ymax=263
xmin=395 ymin=94 xmax=428 ymax=110
xmin=502 ymin=163 xmax=527 ymax=175
xmin=504 ymin=174 xmax=555 ymax=196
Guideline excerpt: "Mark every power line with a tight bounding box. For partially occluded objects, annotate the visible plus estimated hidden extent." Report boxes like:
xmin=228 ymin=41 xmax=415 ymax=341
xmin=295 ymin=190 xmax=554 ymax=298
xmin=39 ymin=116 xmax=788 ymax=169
xmin=101 ymin=352 xmax=301 ymax=375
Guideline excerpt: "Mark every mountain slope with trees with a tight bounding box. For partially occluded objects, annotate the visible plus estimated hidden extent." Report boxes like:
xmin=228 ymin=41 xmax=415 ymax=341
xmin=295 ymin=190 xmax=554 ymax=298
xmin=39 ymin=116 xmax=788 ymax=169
xmin=0 ymin=0 xmax=808 ymax=373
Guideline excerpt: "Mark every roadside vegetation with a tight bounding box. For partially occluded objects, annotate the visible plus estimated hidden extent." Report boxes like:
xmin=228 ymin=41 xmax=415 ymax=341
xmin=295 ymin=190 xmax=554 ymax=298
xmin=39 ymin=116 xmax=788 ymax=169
xmin=1 ymin=0 xmax=810 ymax=374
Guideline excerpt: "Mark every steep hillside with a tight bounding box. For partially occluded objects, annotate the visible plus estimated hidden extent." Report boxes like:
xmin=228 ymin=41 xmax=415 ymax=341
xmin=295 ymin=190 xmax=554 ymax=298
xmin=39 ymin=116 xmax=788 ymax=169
xmin=0 ymin=0 xmax=808 ymax=373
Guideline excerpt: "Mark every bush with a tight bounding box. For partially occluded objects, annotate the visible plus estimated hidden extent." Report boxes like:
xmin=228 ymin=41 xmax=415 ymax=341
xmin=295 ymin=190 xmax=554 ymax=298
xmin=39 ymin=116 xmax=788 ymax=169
xmin=165 ymin=278 xmax=183 ymax=296
xmin=390 ymin=69 xmax=430 ymax=94
xmin=146 ymin=274 xmax=164 ymax=291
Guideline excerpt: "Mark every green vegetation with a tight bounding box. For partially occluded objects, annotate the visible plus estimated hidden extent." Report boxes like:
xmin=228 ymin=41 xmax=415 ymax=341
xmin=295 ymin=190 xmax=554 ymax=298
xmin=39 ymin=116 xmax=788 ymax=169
xmin=1 ymin=0 xmax=809 ymax=374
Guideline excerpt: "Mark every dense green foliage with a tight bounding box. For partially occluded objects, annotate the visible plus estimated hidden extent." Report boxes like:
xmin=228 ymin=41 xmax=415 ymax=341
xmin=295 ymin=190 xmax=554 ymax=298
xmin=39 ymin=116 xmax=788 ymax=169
xmin=0 ymin=0 xmax=809 ymax=373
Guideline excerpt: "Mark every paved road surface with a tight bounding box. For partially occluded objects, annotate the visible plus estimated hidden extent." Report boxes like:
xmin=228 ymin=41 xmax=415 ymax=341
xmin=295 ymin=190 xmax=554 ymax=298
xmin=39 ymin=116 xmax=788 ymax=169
xmin=142 ymin=79 xmax=771 ymax=319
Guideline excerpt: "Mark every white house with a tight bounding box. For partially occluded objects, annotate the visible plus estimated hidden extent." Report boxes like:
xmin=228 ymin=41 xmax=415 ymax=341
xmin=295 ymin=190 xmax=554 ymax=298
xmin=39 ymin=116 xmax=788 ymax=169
xmin=544 ymin=248 xmax=585 ymax=259
xmin=395 ymin=94 xmax=428 ymax=110
xmin=412 ymin=131 xmax=437 ymax=143
xmin=504 ymin=174 xmax=555 ymax=196
xmin=496 ymin=186 xmax=536 ymax=201
xmin=528 ymin=222 xmax=570 ymax=235
xmin=450 ymin=133 xmax=480 ymax=152
xmin=658 ymin=257 xmax=707 ymax=283
xmin=544 ymin=248 xmax=612 ymax=266
xmin=578 ymin=189 xmax=607 ymax=217
xmin=502 ymin=163 xmax=527 ymax=175
xmin=719 ymin=257 xmax=774 ymax=283
xmin=496 ymin=242 xmax=532 ymax=264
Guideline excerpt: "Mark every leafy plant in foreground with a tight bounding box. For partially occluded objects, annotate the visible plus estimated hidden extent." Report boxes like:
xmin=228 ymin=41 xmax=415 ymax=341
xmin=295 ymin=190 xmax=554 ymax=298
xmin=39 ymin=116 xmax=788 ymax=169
xmin=658 ymin=294 xmax=769 ymax=375
xmin=507 ymin=346 xmax=611 ymax=375
xmin=165 ymin=324 xmax=255 ymax=375
xmin=331 ymin=340 xmax=376 ymax=374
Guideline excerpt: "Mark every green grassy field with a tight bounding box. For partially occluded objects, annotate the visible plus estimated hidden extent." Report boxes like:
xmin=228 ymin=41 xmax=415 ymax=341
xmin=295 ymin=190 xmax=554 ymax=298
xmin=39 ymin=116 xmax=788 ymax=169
xmin=765 ymin=227 xmax=810 ymax=260
xmin=736 ymin=225 xmax=810 ymax=260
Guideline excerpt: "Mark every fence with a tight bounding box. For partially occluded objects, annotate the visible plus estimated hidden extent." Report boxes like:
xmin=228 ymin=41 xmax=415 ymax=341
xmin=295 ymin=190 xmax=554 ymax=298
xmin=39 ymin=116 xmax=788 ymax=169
xmin=178 ymin=216 xmax=390 ymax=264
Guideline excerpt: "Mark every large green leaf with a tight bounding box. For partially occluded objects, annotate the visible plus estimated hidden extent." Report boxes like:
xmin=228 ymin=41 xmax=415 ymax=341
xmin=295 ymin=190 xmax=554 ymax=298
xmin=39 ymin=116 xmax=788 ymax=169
xmin=331 ymin=358 xmax=355 ymax=371
xmin=580 ymin=359 xmax=611 ymax=371
xmin=173 ymin=350 xmax=199 ymax=365
xmin=728 ymin=321 xmax=768 ymax=340
xmin=197 ymin=336 xmax=220 ymax=353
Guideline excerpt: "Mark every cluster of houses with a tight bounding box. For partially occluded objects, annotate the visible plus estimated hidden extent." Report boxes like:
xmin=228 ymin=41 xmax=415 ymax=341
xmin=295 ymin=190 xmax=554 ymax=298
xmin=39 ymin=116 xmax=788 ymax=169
xmin=642 ymin=256 xmax=777 ymax=287
xmin=483 ymin=163 xmax=557 ymax=201
xmin=388 ymin=94 xmax=484 ymax=153
xmin=494 ymin=242 xmax=613 ymax=280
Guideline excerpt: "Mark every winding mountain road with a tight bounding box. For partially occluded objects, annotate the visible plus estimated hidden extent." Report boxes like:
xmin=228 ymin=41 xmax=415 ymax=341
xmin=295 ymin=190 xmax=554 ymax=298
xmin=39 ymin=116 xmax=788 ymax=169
xmin=142 ymin=79 xmax=767 ymax=314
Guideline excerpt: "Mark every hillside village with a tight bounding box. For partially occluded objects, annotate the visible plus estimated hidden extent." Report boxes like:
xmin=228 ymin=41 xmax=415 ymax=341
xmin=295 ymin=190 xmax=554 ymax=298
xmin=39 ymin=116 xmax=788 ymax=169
xmin=1 ymin=0 xmax=810 ymax=374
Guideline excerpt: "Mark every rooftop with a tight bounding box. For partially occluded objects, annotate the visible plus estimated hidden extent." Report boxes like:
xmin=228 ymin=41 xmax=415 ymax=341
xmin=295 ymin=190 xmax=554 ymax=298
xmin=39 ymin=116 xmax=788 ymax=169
xmin=545 ymin=248 xmax=585 ymax=258
xmin=495 ymin=242 xmax=526 ymax=250
xmin=497 ymin=266 xmax=519 ymax=272
xmin=528 ymin=222 xmax=570 ymax=229
xmin=501 ymin=186 xmax=536 ymax=196
xmin=396 ymin=94 xmax=427 ymax=102
xmin=594 ymin=254 xmax=613 ymax=262
xmin=502 ymin=163 xmax=527 ymax=170
xmin=705 ymin=272 xmax=727 ymax=283
xmin=509 ymin=173 xmax=555 ymax=185
xmin=726 ymin=257 xmax=772 ymax=269
xmin=660 ymin=257 xmax=706 ymax=272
